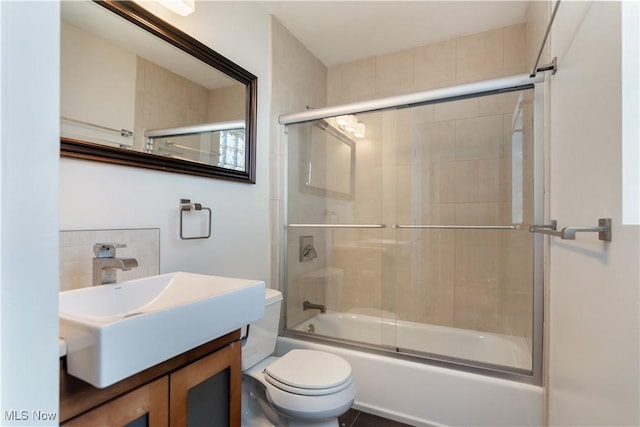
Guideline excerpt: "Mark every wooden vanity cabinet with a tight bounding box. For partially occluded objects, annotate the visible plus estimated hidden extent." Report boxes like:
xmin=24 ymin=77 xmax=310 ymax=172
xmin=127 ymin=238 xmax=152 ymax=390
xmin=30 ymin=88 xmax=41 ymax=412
xmin=60 ymin=330 xmax=242 ymax=427
xmin=63 ymin=377 xmax=169 ymax=427
xmin=170 ymin=343 xmax=241 ymax=426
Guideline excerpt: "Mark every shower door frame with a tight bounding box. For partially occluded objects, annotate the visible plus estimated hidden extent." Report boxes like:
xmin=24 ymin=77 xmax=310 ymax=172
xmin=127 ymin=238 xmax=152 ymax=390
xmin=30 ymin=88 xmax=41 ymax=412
xmin=280 ymin=74 xmax=546 ymax=386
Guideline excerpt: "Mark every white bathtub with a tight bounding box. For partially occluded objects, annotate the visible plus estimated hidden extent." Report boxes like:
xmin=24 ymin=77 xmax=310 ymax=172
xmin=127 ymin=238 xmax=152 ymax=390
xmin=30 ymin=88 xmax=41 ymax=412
xmin=291 ymin=310 xmax=532 ymax=370
xmin=278 ymin=312 xmax=543 ymax=427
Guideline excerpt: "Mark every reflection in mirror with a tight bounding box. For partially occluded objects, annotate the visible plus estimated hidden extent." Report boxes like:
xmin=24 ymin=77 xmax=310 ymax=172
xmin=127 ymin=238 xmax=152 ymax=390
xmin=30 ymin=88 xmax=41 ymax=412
xmin=301 ymin=119 xmax=356 ymax=200
xmin=60 ymin=1 xmax=257 ymax=182
xmin=145 ymin=121 xmax=245 ymax=169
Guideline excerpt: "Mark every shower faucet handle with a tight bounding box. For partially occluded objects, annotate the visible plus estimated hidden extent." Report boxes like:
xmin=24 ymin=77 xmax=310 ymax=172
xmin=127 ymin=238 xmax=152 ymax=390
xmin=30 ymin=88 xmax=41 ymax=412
xmin=299 ymin=236 xmax=317 ymax=262
xmin=302 ymin=244 xmax=317 ymax=259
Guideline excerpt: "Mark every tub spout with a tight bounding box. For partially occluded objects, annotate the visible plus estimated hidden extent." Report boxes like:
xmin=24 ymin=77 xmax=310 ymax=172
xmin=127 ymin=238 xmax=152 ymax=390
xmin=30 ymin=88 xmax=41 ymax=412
xmin=303 ymin=300 xmax=326 ymax=314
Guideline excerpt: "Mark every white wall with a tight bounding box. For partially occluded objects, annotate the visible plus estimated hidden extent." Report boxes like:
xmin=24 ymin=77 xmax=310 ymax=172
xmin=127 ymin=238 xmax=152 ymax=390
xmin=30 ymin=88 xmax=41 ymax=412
xmin=0 ymin=1 xmax=60 ymax=424
xmin=548 ymin=1 xmax=640 ymax=424
xmin=60 ymin=2 xmax=272 ymax=284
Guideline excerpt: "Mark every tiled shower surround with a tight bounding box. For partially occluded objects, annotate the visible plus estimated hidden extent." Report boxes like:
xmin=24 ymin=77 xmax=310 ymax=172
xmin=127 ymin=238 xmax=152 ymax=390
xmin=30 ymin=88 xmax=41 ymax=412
xmin=287 ymin=90 xmax=534 ymax=341
xmin=278 ymin=21 xmax=536 ymax=359
xmin=326 ymin=24 xmax=527 ymax=105
xmin=59 ymin=228 xmax=160 ymax=291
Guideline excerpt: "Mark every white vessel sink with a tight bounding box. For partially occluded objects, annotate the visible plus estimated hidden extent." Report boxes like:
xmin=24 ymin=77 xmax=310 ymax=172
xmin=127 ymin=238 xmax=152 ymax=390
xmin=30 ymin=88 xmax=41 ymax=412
xmin=59 ymin=271 xmax=265 ymax=388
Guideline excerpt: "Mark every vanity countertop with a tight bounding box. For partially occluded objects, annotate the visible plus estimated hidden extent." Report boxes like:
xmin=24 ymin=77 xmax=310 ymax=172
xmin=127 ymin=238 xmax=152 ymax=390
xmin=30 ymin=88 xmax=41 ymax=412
xmin=59 ymin=339 xmax=67 ymax=357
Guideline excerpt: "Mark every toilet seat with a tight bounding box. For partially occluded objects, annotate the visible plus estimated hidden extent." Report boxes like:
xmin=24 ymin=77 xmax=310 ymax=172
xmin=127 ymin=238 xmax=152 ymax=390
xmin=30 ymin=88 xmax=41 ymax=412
xmin=264 ymin=349 xmax=353 ymax=396
xmin=264 ymin=377 xmax=355 ymax=421
xmin=265 ymin=374 xmax=353 ymax=396
xmin=244 ymin=352 xmax=356 ymax=421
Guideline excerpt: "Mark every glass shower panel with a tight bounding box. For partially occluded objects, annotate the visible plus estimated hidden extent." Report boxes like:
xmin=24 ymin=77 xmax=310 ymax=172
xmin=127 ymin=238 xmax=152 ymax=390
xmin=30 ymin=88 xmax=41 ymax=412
xmin=285 ymin=117 xmax=393 ymax=349
xmin=389 ymin=90 xmax=535 ymax=371
xmin=284 ymin=86 xmax=536 ymax=374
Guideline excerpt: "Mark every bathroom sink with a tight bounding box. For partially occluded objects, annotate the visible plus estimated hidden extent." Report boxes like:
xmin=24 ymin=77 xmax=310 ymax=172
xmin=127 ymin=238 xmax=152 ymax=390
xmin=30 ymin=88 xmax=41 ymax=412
xmin=59 ymin=271 xmax=265 ymax=388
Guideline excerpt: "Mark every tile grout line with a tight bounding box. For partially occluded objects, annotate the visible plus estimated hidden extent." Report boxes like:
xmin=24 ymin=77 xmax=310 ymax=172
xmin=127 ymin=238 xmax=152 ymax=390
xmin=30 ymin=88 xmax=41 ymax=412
xmin=351 ymin=411 xmax=361 ymax=427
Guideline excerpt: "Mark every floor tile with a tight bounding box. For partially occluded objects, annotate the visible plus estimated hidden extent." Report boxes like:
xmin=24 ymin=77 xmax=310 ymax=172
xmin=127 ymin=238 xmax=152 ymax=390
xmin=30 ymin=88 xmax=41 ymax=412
xmin=338 ymin=408 xmax=360 ymax=427
xmin=339 ymin=408 xmax=414 ymax=427
xmin=353 ymin=411 xmax=413 ymax=427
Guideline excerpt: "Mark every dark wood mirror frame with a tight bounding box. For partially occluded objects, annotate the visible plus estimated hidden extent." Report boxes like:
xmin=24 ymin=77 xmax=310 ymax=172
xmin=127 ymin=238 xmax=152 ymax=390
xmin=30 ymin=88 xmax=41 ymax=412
xmin=61 ymin=0 xmax=258 ymax=183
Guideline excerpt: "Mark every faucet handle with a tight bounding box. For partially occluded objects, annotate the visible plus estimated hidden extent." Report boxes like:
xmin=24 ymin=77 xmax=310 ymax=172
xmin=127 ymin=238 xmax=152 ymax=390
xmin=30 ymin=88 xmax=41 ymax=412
xmin=93 ymin=243 xmax=127 ymax=258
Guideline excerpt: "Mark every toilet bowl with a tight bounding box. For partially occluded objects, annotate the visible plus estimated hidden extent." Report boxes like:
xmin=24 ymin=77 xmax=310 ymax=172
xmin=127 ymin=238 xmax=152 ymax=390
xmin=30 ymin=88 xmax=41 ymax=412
xmin=241 ymin=289 xmax=355 ymax=427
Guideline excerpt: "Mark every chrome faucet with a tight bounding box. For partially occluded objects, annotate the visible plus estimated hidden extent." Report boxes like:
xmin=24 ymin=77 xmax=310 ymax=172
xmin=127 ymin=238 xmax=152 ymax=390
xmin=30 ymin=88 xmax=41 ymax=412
xmin=92 ymin=243 xmax=138 ymax=286
xmin=303 ymin=300 xmax=326 ymax=314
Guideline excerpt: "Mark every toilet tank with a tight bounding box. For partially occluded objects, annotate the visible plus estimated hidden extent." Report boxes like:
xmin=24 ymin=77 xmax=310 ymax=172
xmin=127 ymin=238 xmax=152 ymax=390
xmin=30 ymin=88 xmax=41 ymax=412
xmin=241 ymin=288 xmax=283 ymax=370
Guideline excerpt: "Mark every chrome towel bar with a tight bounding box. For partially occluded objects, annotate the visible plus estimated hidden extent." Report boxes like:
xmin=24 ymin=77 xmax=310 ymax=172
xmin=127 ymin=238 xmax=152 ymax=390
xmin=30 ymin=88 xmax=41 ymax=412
xmin=61 ymin=116 xmax=133 ymax=137
xmin=288 ymin=224 xmax=386 ymax=229
xmin=393 ymin=224 xmax=519 ymax=230
xmin=529 ymin=218 xmax=612 ymax=241
xmin=287 ymin=224 xmax=519 ymax=230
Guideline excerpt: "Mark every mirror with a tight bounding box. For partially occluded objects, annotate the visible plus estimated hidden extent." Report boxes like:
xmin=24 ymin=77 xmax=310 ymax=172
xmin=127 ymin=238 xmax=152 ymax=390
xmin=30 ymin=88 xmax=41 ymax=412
xmin=301 ymin=119 xmax=355 ymax=200
xmin=60 ymin=1 xmax=257 ymax=182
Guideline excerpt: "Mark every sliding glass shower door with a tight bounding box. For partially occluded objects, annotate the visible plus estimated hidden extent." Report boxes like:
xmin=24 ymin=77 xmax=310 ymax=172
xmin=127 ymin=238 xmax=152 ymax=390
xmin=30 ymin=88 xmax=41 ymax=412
xmin=284 ymin=86 xmax=539 ymax=378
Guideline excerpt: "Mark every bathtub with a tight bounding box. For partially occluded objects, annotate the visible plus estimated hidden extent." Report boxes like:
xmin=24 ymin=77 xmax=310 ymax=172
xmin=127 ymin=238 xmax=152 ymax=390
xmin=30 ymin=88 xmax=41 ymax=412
xmin=278 ymin=311 xmax=543 ymax=426
xmin=291 ymin=310 xmax=532 ymax=370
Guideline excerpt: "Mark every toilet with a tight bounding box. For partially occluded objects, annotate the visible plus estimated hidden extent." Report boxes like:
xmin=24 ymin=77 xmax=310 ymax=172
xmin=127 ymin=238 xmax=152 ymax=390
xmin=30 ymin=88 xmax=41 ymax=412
xmin=241 ymin=289 xmax=356 ymax=427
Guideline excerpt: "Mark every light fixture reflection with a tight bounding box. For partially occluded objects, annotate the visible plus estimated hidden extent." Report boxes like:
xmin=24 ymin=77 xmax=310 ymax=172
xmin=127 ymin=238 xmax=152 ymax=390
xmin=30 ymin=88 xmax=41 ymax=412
xmin=159 ymin=0 xmax=195 ymax=16
xmin=335 ymin=114 xmax=365 ymax=139
xmin=344 ymin=115 xmax=357 ymax=132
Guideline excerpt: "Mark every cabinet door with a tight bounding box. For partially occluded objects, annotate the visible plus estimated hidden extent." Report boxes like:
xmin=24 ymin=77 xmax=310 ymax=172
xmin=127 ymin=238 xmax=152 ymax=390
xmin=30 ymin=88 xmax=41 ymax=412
xmin=63 ymin=376 xmax=168 ymax=427
xmin=170 ymin=341 xmax=241 ymax=427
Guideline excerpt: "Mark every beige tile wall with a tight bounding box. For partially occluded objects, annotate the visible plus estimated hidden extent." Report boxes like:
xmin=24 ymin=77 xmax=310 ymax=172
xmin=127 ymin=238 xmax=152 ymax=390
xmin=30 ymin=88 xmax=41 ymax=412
xmin=327 ymin=91 xmax=534 ymax=341
xmin=133 ymin=58 xmax=245 ymax=151
xmin=59 ymin=228 xmax=160 ymax=291
xmin=327 ymin=24 xmax=527 ymax=106
xmin=134 ymin=58 xmax=209 ymax=150
xmin=317 ymin=23 xmax=535 ymax=341
xmin=208 ymin=85 xmax=246 ymax=123
xmin=269 ymin=17 xmax=329 ymax=327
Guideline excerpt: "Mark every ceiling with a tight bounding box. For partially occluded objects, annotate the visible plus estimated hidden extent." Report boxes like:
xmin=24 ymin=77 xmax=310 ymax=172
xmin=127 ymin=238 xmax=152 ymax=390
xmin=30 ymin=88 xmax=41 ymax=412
xmin=258 ymin=1 xmax=530 ymax=66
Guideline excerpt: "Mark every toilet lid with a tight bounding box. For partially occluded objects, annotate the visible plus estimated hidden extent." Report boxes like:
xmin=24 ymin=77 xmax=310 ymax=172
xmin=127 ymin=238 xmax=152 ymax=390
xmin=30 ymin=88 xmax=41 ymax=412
xmin=265 ymin=349 xmax=352 ymax=394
